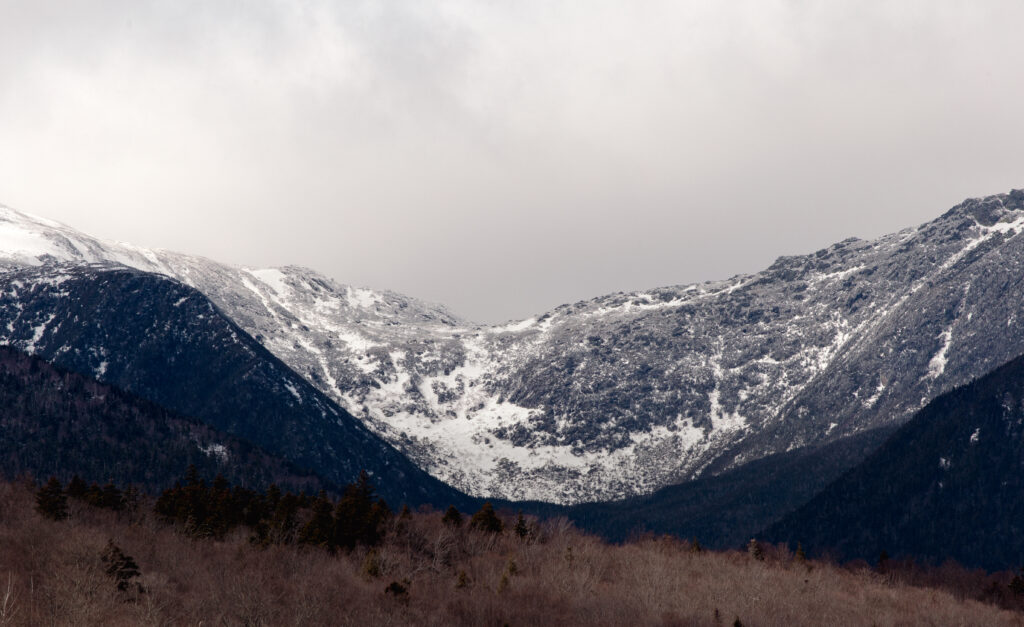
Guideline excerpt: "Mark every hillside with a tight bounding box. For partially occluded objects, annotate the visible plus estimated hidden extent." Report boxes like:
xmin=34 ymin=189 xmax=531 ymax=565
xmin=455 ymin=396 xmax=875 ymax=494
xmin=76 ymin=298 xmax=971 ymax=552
xmin=555 ymin=427 xmax=895 ymax=548
xmin=0 ymin=345 xmax=324 ymax=493
xmin=0 ymin=264 xmax=473 ymax=509
xmin=764 ymin=350 xmax=1024 ymax=571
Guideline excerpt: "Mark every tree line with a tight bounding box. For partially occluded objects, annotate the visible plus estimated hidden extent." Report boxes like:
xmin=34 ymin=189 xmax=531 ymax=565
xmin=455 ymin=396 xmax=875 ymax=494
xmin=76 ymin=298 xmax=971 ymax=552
xmin=35 ymin=466 xmax=515 ymax=553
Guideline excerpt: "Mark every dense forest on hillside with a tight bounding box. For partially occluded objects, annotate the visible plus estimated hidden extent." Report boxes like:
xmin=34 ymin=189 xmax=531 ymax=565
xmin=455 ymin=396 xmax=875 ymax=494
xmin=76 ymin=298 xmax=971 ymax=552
xmin=766 ymin=351 xmax=1024 ymax=571
xmin=0 ymin=346 xmax=327 ymax=493
xmin=3 ymin=474 xmax=1024 ymax=625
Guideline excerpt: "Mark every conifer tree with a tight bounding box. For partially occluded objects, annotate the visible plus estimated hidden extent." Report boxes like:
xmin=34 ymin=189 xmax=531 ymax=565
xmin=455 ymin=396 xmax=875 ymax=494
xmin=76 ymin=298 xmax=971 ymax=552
xmin=747 ymin=538 xmax=764 ymax=561
xmin=101 ymin=540 xmax=142 ymax=594
xmin=514 ymin=511 xmax=529 ymax=539
xmin=66 ymin=475 xmax=87 ymax=499
xmin=299 ymin=491 xmax=335 ymax=549
xmin=334 ymin=471 xmax=390 ymax=550
xmin=35 ymin=477 xmax=68 ymax=521
xmin=441 ymin=505 xmax=463 ymax=528
xmin=99 ymin=482 xmax=125 ymax=511
xmin=469 ymin=502 xmax=503 ymax=533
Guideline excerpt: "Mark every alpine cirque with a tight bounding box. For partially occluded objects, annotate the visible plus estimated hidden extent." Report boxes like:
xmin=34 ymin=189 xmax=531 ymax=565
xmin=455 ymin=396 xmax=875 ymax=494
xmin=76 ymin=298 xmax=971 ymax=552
xmin=1 ymin=189 xmax=1023 ymax=504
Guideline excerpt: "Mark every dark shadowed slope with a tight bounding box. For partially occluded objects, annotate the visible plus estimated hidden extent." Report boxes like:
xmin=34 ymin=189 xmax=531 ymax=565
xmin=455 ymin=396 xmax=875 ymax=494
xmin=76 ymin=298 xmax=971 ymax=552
xmin=764 ymin=351 xmax=1024 ymax=571
xmin=0 ymin=345 xmax=325 ymax=492
xmin=506 ymin=427 xmax=894 ymax=548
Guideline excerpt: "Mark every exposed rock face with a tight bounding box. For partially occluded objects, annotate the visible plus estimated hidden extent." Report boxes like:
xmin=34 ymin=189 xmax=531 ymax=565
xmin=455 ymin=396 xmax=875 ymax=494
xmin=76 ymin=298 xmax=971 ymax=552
xmin=2 ymin=190 xmax=1024 ymax=504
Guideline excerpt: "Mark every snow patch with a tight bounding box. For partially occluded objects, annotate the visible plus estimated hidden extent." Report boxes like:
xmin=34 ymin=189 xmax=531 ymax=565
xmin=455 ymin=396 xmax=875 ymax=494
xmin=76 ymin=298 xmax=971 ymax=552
xmin=926 ymin=328 xmax=953 ymax=379
xmin=24 ymin=313 xmax=56 ymax=354
xmin=248 ymin=268 xmax=290 ymax=297
xmin=284 ymin=381 xmax=303 ymax=403
xmin=199 ymin=442 xmax=229 ymax=462
xmin=863 ymin=381 xmax=886 ymax=408
xmin=346 ymin=286 xmax=382 ymax=310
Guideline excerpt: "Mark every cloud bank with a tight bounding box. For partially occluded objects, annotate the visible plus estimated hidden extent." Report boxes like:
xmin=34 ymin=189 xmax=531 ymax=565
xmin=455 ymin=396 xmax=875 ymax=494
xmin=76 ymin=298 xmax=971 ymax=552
xmin=2 ymin=1 xmax=1023 ymax=321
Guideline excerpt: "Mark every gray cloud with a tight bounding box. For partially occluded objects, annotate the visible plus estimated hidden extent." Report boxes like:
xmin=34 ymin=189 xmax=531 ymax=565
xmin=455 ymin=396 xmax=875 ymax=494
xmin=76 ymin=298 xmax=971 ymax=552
xmin=2 ymin=1 xmax=1023 ymax=322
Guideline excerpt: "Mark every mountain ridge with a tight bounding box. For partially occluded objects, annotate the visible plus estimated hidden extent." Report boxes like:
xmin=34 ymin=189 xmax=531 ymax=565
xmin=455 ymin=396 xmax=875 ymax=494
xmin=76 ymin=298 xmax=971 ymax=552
xmin=2 ymin=189 xmax=1023 ymax=504
xmin=0 ymin=262 xmax=474 ymax=508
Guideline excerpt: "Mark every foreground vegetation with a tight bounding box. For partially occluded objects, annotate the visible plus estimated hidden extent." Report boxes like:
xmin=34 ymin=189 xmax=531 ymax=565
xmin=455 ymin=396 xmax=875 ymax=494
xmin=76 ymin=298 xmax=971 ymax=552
xmin=1 ymin=477 xmax=1023 ymax=625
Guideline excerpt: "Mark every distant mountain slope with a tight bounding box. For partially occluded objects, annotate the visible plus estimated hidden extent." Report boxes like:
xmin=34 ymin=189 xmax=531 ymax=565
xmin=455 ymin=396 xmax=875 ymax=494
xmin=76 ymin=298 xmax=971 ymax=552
xmin=764 ymin=351 xmax=1024 ymax=571
xmin=3 ymin=191 xmax=1024 ymax=503
xmin=0 ymin=264 xmax=473 ymax=509
xmin=0 ymin=345 xmax=324 ymax=493
xmin=548 ymin=427 xmax=896 ymax=548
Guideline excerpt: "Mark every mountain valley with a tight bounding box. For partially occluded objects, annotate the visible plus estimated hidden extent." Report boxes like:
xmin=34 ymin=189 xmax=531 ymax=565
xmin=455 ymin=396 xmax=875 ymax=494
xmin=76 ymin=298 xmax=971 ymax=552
xmin=3 ymin=191 xmax=1024 ymax=505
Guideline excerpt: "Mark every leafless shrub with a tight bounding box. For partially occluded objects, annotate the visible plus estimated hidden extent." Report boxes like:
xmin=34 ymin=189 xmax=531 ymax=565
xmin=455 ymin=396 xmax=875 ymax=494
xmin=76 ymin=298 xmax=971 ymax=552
xmin=0 ymin=478 xmax=1022 ymax=625
xmin=0 ymin=574 xmax=17 ymax=625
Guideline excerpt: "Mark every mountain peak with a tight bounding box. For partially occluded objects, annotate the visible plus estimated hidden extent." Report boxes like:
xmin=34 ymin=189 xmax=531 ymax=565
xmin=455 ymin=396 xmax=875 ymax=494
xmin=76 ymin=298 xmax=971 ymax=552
xmin=940 ymin=189 xmax=1024 ymax=226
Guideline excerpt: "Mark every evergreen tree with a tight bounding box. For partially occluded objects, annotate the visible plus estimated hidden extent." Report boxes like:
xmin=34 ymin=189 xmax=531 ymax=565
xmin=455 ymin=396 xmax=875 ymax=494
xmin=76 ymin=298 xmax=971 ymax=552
xmin=66 ymin=475 xmax=88 ymax=499
xmin=514 ymin=511 xmax=529 ymax=539
xmin=334 ymin=471 xmax=390 ymax=550
xmin=1010 ymin=569 xmax=1024 ymax=596
xmin=101 ymin=540 xmax=143 ymax=594
xmin=441 ymin=505 xmax=463 ymax=528
xmin=747 ymin=538 xmax=765 ymax=561
xmin=299 ymin=491 xmax=335 ymax=549
xmin=35 ymin=477 xmax=68 ymax=521
xmin=99 ymin=482 xmax=125 ymax=511
xmin=469 ymin=502 xmax=503 ymax=534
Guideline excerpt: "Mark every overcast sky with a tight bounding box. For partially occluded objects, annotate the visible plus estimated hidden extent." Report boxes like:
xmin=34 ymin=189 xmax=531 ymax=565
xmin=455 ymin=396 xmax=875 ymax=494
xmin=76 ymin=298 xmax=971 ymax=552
xmin=2 ymin=1 xmax=1023 ymax=322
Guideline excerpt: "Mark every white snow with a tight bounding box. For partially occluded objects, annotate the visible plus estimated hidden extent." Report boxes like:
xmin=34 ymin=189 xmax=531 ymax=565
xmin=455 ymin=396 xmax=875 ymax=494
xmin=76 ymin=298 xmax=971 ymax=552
xmin=199 ymin=442 xmax=230 ymax=462
xmin=23 ymin=314 xmax=56 ymax=354
xmin=936 ymin=211 xmax=1024 ymax=274
xmin=706 ymin=358 xmax=747 ymax=433
xmin=488 ymin=317 xmax=538 ymax=334
xmin=248 ymin=268 xmax=290 ymax=297
xmin=926 ymin=328 xmax=953 ymax=379
xmin=814 ymin=265 xmax=866 ymax=284
xmin=0 ymin=222 xmax=60 ymax=265
xmin=284 ymin=381 xmax=302 ymax=403
xmin=863 ymin=381 xmax=886 ymax=408
xmin=346 ymin=286 xmax=382 ymax=310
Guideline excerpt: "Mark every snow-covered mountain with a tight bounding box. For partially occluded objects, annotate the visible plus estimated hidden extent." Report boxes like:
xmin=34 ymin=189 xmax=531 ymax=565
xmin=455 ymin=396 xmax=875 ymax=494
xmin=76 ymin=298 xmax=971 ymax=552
xmin=0 ymin=260 xmax=471 ymax=507
xmin=2 ymin=190 xmax=1024 ymax=504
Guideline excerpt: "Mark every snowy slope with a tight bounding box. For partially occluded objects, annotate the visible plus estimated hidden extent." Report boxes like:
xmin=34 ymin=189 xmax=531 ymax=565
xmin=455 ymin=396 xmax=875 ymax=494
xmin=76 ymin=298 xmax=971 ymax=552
xmin=3 ymin=191 xmax=1024 ymax=504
